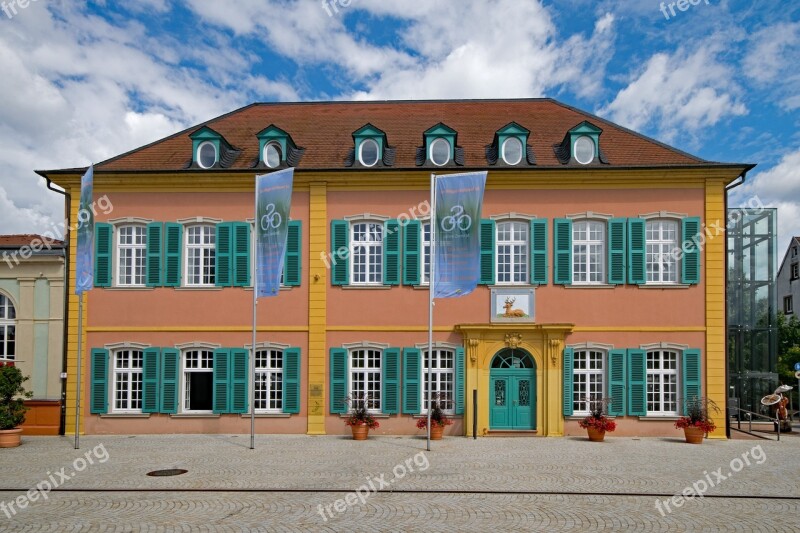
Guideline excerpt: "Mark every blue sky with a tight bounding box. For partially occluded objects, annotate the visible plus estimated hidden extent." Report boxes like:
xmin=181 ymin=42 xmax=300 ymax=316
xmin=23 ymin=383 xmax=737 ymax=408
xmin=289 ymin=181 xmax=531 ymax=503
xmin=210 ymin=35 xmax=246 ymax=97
xmin=0 ymin=0 xmax=798 ymax=253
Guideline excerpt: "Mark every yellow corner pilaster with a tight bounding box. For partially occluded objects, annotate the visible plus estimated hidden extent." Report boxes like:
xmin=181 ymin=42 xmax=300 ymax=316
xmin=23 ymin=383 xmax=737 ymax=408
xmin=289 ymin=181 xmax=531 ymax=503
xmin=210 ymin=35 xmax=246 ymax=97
xmin=705 ymin=180 xmax=727 ymax=438
xmin=64 ymin=190 xmax=86 ymax=437
xmin=307 ymin=182 xmax=328 ymax=435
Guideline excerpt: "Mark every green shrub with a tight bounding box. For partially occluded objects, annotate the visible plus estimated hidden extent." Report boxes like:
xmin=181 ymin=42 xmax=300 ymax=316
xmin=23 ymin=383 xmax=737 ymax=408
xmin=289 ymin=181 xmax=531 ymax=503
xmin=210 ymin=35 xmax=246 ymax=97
xmin=0 ymin=366 xmax=33 ymax=430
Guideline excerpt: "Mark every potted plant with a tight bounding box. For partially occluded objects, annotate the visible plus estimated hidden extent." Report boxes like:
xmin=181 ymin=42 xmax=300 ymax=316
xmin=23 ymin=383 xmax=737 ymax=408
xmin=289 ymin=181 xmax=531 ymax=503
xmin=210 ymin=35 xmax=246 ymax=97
xmin=343 ymin=392 xmax=379 ymax=440
xmin=415 ymin=392 xmax=453 ymax=440
xmin=675 ymin=396 xmax=719 ymax=444
xmin=578 ymin=397 xmax=617 ymax=442
xmin=0 ymin=365 xmax=33 ymax=448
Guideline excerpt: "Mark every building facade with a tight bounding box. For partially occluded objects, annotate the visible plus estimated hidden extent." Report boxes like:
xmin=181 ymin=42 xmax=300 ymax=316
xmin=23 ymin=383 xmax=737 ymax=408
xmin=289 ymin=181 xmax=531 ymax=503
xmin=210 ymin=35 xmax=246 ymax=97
xmin=778 ymin=237 xmax=800 ymax=319
xmin=0 ymin=235 xmax=65 ymax=435
xmin=39 ymin=100 xmax=752 ymax=438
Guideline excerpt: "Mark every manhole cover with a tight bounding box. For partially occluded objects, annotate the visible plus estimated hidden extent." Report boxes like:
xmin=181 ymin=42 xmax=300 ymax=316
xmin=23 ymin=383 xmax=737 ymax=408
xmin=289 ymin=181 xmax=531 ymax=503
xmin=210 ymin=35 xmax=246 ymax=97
xmin=147 ymin=469 xmax=188 ymax=477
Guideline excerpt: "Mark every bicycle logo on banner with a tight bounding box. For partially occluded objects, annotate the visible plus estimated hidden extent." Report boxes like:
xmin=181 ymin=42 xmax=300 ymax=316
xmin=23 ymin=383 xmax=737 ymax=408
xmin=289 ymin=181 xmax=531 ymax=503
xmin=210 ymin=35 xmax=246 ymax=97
xmin=260 ymin=204 xmax=282 ymax=231
xmin=440 ymin=205 xmax=472 ymax=232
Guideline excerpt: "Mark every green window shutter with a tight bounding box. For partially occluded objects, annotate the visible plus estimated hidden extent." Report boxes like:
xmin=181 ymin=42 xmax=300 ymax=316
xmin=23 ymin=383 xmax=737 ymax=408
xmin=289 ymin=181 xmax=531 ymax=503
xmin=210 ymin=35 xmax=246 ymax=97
xmin=213 ymin=349 xmax=230 ymax=414
xmin=402 ymin=348 xmax=421 ymax=414
xmin=682 ymin=349 xmax=702 ymax=415
xmin=329 ymin=348 xmax=348 ymax=413
xmin=215 ymin=223 xmax=233 ymax=287
xmin=90 ymin=348 xmax=109 ymax=414
xmin=403 ymin=220 xmax=421 ymax=286
xmin=283 ymin=348 xmax=301 ymax=414
xmin=145 ymin=223 xmax=163 ymax=287
xmin=627 ymin=349 xmax=646 ymax=416
xmin=530 ymin=219 xmax=548 ymax=285
xmin=383 ymin=220 xmax=401 ymax=286
xmin=233 ymin=223 xmax=251 ymax=287
xmin=608 ymin=218 xmax=627 ymax=285
xmin=283 ymin=221 xmax=301 ymax=287
xmin=94 ymin=223 xmax=113 ymax=288
xmin=382 ymin=348 xmax=400 ymax=414
xmin=608 ymin=349 xmax=627 ymax=416
xmin=331 ymin=220 xmax=349 ymax=286
xmin=628 ymin=219 xmax=646 ymax=285
xmin=479 ymin=219 xmax=496 ymax=285
xmin=160 ymin=348 xmax=179 ymax=414
xmin=164 ymin=223 xmax=182 ymax=287
xmin=455 ymin=347 xmax=465 ymax=415
xmin=142 ymin=348 xmax=161 ymax=414
xmin=562 ymin=347 xmax=574 ymax=416
xmin=229 ymin=348 xmax=249 ymax=414
xmin=554 ymin=218 xmax=573 ymax=285
xmin=682 ymin=217 xmax=701 ymax=284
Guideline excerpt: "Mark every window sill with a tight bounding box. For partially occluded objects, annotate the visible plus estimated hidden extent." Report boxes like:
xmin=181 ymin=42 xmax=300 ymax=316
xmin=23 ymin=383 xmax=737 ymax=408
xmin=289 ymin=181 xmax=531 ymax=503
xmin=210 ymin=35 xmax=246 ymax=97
xmin=638 ymin=416 xmax=682 ymax=421
xmin=338 ymin=413 xmax=391 ymax=419
xmin=412 ymin=414 xmax=460 ymax=419
xmin=244 ymin=287 xmax=292 ymax=292
xmin=564 ymin=284 xmax=615 ymax=289
xmin=566 ymin=415 xmax=617 ymax=420
xmin=637 ymin=284 xmax=690 ymax=289
xmin=99 ymin=413 xmax=151 ymax=418
xmin=106 ymin=287 xmax=155 ymax=291
xmin=340 ymin=285 xmax=392 ymax=290
xmin=240 ymin=413 xmax=291 ymax=418
xmin=174 ymin=287 xmax=223 ymax=291
xmin=169 ymin=414 xmax=221 ymax=418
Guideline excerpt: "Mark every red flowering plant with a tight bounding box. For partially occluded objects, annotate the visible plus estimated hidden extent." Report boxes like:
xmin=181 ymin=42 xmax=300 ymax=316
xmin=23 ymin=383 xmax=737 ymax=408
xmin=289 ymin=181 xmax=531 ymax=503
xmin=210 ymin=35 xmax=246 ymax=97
xmin=343 ymin=392 xmax=380 ymax=430
xmin=675 ymin=396 xmax=719 ymax=433
xmin=578 ymin=397 xmax=617 ymax=432
xmin=415 ymin=392 xmax=454 ymax=429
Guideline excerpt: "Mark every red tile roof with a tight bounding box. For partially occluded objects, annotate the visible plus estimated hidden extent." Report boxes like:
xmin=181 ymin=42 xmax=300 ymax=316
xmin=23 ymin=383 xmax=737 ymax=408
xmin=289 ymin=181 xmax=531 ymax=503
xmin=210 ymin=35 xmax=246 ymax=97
xmin=60 ymin=99 xmax=744 ymax=172
xmin=0 ymin=235 xmax=64 ymax=247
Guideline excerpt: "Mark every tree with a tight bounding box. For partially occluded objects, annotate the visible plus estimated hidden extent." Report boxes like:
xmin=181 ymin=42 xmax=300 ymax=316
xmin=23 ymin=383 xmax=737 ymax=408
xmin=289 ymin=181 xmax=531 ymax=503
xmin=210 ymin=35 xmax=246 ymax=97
xmin=777 ymin=313 xmax=800 ymax=409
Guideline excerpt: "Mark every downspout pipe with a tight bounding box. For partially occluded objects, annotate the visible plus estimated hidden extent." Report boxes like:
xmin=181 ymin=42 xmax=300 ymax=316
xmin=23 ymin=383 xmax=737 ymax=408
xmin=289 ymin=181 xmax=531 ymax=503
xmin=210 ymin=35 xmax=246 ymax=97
xmin=46 ymin=178 xmax=70 ymax=436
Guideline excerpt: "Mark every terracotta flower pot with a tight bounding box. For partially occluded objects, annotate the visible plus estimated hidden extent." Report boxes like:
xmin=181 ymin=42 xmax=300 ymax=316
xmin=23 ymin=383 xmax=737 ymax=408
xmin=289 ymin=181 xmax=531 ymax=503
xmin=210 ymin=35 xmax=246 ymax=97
xmin=429 ymin=424 xmax=444 ymax=440
xmin=587 ymin=427 xmax=606 ymax=442
xmin=0 ymin=428 xmax=23 ymax=448
xmin=351 ymin=424 xmax=369 ymax=441
xmin=683 ymin=426 xmax=705 ymax=444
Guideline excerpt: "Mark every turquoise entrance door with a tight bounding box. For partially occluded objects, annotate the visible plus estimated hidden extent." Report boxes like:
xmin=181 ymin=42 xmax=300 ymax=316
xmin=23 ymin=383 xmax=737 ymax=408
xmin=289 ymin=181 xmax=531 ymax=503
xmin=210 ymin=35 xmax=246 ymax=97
xmin=489 ymin=349 xmax=536 ymax=430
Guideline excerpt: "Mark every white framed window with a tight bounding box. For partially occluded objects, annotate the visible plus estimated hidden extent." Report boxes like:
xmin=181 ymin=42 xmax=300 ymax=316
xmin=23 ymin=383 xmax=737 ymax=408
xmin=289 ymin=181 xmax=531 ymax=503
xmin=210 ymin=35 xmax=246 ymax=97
xmin=264 ymin=143 xmax=281 ymax=168
xmin=496 ymin=221 xmax=529 ymax=284
xmin=501 ymin=137 xmax=523 ymax=166
xmin=573 ymin=220 xmax=605 ymax=284
xmin=572 ymin=350 xmax=605 ymax=414
xmin=573 ymin=136 xmax=595 ymax=165
xmin=254 ymin=348 xmax=283 ymax=412
xmin=0 ymin=294 xmax=16 ymax=361
xmin=792 ymin=263 xmax=799 ymax=280
xmin=429 ymin=138 xmax=451 ymax=166
xmin=185 ymin=225 xmax=216 ymax=286
xmin=197 ymin=141 xmax=217 ymax=169
xmin=646 ymin=350 xmax=679 ymax=415
xmin=422 ymin=348 xmax=454 ymax=413
xmin=358 ymin=139 xmax=380 ymax=167
xmin=182 ymin=349 xmax=214 ymax=413
xmin=421 ymin=222 xmax=431 ymax=285
xmin=116 ymin=225 xmax=147 ymax=286
xmin=113 ymin=349 xmax=143 ymax=412
xmin=785 ymin=296 xmax=794 ymax=315
xmin=646 ymin=220 xmax=679 ymax=283
xmin=350 ymin=222 xmax=383 ymax=285
xmin=349 ymin=348 xmax=381 ymax=412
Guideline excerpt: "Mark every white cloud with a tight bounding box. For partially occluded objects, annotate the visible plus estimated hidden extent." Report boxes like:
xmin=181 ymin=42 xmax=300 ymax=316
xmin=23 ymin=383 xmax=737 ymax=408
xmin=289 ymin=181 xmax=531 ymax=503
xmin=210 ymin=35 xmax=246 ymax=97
xmin=743 ymin=22 xmax=800 ymax=111
xmin=598 ymin=41 xmax=747 ymax=143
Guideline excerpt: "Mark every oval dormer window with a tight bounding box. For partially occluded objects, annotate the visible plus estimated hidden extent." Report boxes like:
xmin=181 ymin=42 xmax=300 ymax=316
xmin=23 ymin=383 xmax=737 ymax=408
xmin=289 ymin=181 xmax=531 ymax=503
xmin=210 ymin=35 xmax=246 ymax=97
xmin=197 ymin=142 xmax=217 ymax=169
xmin=430 ymin=138 xmax=451 ymax=166
xmin=501 ymin=137 xmax=523 ymax=166
xmin=264 ymin=143 xmax=281 ymax=168
xmin=359 ymin=138 xmax=380 ymax=167
xmin=573 ymin=136 xmax=595 ymax=165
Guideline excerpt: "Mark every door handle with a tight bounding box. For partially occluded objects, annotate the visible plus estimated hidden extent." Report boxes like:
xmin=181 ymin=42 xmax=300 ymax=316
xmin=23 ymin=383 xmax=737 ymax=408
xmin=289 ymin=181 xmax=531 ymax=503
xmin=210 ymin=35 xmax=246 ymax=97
xmin=513 ymin=400 xmax=518 ymax=406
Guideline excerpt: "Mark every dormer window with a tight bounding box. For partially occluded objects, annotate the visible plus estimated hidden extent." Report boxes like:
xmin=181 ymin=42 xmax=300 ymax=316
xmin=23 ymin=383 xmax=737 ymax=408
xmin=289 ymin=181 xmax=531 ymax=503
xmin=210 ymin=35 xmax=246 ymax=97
xmin=573 ymin=136 xmax=595 ymax=165
xmin=349 ymin=124 xmax=392 ymax=168
xmin=553 ymin=121 xmax=607 ymax=166
xmin=197 ymin=142 xmax=218 ymax=169
xmin=256 ymin=125 xmax=304 ymax=169
xmin=502 ymin=137 xmax=523 ymax=165
xmin=358 ymin=138 xmax=380 ymax=167
xmin=487 ymin=123 xmax=533 ymax=167
xmin=189 ymin=126 xmax=239 ymax=170
xmin=430 ymin=138 xmax=451 ymax=166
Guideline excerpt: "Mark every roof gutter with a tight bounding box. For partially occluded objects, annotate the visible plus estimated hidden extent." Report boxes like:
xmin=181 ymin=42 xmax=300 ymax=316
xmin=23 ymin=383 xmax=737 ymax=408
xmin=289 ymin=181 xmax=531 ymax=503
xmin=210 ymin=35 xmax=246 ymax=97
xmin=46 ymin=177 xmax=70 ymax=437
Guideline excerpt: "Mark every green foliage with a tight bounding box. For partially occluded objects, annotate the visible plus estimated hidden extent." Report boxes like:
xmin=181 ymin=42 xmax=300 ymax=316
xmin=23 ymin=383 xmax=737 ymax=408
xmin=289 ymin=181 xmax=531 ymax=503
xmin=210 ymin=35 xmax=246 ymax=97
xmin=777 ymin=313 xmax=800 ymax=399
xmin=0 ymin=366 xmax=33 ymax=430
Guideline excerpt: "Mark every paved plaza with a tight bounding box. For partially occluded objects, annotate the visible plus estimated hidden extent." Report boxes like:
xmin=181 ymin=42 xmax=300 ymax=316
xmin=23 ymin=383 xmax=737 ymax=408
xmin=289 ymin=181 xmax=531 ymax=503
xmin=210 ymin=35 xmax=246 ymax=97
xmin=0 ymin=430 xmax=799 ymax=532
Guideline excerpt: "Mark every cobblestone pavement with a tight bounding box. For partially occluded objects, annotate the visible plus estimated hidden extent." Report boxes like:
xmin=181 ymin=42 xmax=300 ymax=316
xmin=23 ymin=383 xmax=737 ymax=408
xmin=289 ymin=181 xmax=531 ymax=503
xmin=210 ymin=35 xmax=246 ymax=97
xmin=0 ymin=433 xmax=798 ymax=531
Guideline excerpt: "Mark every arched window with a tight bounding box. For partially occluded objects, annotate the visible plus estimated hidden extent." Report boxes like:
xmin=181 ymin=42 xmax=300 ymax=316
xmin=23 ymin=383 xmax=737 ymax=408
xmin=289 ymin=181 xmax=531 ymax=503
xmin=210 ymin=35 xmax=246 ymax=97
xmin=0 ymin=294 xmax=16 ymax=361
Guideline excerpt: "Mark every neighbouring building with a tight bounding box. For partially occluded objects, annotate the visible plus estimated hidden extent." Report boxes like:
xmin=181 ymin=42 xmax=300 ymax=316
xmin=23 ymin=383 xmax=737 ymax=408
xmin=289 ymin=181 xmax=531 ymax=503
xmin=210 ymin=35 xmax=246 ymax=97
xmin=38 ymin=99 xmax=754 ymax=438
xmin=778 ymin=236 xmax=800 ymax=320
xmin=0 ymin=235 xmax=65 ymax=435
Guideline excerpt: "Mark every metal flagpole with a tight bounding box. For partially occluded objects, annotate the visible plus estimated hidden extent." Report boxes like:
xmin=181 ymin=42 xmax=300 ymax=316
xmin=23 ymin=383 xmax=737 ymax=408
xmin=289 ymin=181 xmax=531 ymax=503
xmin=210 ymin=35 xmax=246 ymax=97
xmin=251 ymin=178 xmax=258 ymax=450
xmin=427 ymin=173 xmax=435 ymax=452
xmin=74 ymin=296 xmax=82 ymax=449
